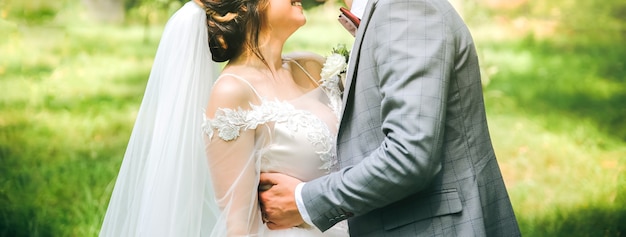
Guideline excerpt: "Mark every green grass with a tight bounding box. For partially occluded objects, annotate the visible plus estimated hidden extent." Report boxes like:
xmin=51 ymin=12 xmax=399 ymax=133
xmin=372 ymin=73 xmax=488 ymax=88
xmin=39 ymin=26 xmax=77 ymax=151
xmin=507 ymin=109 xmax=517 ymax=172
xmin=479 ymin=39 xmax=626 ymax=236
xmin=1 ymin=3 xmax=625 ymax=237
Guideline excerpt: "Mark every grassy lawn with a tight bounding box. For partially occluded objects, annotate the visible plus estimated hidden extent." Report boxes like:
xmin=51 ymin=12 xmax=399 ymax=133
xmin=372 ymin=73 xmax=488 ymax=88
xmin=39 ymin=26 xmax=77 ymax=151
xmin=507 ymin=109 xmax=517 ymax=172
xmin=479 ymin=39 xmax=626 ymax=236
xmin=1 ymin=4 xmax=624 ymax=237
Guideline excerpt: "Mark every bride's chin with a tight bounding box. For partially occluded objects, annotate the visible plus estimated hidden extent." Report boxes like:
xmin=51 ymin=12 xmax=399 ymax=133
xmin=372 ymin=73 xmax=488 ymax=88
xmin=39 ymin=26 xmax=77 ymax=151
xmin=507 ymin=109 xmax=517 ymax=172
xmin=289 ymin=19 xmax=305 ymax=29
xmin=296 ymin=16 xmax=306 ymax=25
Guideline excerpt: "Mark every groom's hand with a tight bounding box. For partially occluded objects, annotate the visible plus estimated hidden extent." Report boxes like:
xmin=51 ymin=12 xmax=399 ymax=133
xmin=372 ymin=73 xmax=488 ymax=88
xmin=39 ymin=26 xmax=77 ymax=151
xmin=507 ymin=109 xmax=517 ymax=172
xmin=258 ymin=172 xmax=305 ymax=230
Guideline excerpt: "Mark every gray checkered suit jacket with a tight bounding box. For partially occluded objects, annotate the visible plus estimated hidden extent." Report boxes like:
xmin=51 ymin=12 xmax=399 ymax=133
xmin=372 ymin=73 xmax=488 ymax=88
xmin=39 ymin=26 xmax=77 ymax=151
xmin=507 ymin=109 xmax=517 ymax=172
xmin=301 ymin=0 xmax=521 ymax=235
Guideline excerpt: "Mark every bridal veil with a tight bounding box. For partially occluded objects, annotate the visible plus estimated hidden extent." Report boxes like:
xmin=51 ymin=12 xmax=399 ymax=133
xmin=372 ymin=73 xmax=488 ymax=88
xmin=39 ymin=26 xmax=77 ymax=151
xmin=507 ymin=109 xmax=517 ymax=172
xmin=100 ymin=2 xmax=220 ymax=236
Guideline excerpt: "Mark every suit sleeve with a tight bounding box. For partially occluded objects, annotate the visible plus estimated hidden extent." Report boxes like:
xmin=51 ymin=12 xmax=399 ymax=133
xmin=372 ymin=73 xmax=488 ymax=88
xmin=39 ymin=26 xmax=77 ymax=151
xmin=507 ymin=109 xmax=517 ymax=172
xmin=302 ymin=0 xmax=458 ymax=231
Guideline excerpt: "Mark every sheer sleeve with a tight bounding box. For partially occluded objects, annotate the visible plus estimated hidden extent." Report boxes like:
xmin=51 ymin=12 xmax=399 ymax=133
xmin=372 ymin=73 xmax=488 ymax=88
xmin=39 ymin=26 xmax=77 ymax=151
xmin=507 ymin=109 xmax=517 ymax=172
xmin=201 ymin=78 xmax=268 ymax=236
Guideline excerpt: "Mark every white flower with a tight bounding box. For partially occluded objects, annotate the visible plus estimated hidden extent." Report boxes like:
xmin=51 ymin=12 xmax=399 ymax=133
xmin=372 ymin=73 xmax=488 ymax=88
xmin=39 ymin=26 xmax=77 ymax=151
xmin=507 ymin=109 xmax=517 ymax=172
xmin=317 ymin=45 xmax=350 ymax=121
xmin=321 ymin=53 xmax=347 ymax=83
xmin=218 ymin=125 xmax=240 ymax=141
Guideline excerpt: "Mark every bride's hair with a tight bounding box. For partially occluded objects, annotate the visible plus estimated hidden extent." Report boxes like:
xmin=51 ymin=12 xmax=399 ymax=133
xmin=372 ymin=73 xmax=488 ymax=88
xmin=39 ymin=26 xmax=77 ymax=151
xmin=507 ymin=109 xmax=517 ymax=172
xmin=197 ymin=0 xmax=269 ymax=63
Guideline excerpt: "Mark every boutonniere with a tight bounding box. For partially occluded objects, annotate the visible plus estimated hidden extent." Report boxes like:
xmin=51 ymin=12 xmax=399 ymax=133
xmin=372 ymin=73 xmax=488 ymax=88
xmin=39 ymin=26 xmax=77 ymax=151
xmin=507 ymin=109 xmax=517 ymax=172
xmin=321 ymin=44 xmax=350 ymax=90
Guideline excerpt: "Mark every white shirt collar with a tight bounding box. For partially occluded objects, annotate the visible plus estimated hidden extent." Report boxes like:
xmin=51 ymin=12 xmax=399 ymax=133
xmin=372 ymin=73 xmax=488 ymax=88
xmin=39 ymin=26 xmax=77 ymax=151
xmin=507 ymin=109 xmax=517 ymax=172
xmin=349 ymin=0 xmax=368 ymax=19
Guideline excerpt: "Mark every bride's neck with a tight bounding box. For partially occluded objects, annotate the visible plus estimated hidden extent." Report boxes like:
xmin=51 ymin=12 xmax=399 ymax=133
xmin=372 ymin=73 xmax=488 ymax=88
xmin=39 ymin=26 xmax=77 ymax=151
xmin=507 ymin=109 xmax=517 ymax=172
xmin=231 ymin=35 xmax=286 ymax=73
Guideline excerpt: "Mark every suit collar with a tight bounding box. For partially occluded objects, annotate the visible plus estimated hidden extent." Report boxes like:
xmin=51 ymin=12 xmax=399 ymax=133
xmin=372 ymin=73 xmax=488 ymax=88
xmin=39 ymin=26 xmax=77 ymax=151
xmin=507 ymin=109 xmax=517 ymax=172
xmin=341 ymin=0 xmax=377 ymax=114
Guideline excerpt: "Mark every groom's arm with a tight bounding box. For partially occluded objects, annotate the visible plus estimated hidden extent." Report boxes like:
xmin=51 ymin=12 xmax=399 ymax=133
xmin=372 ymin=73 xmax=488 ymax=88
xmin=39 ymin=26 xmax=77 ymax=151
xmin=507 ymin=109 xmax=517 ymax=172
xmin=301 ymin=0 xmax=461 ymax=231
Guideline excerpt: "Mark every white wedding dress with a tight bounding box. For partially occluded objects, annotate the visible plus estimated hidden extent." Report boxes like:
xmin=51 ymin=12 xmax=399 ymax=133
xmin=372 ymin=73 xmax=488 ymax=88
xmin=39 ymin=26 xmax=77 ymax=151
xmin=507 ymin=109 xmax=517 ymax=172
xmin=100 ymin=1 xmax=348 ymax=236
xmin=201 ymin=71 xmax=348 ymax=236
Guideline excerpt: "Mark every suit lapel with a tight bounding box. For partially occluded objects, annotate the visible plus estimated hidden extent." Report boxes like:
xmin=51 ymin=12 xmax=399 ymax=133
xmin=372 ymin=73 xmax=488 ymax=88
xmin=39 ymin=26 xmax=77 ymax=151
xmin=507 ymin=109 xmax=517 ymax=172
xmin=340 ymin=0 xmax=378 ymax=119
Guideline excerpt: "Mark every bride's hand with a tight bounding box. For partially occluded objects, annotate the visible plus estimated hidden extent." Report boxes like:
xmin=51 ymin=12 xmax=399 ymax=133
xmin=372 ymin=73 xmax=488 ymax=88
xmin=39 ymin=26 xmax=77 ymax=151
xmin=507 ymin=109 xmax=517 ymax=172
xmin=258 ymin=173 xmax=305 ymax=230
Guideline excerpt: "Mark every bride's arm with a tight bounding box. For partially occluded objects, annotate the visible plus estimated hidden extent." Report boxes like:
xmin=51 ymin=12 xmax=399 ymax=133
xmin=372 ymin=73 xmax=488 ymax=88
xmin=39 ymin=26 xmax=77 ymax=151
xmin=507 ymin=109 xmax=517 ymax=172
xmin=204 ymin=76 xmax=263 ymax=236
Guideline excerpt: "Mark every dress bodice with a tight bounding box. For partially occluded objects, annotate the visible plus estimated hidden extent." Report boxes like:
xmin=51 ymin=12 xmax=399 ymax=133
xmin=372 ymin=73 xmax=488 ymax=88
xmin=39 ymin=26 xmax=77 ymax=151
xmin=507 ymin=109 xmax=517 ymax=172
xmin=200 ymin=61 xmax=348 ymax=236
xmin=202 ymin=73 xmax=343 ymax=181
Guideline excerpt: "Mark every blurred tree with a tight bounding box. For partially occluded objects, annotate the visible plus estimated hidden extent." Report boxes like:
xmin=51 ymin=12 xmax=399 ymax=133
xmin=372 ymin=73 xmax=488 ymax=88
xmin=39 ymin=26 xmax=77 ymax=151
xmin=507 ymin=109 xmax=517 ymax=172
xmin=122 ymin=0 xmax=326 ymax=41
xmin=2 ymin=0 xmax=67 ymax=23
xmin=456 ymin=0 xmax=625 ymax=43
xmin=82 ymin=0 xmax=125 ymax=23
xmin=124 ymin=0 xmax=326 ymax=13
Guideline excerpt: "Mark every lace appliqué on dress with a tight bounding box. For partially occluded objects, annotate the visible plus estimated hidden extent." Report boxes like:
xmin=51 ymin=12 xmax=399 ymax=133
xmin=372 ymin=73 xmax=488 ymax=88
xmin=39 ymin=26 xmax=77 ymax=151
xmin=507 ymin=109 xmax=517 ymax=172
xmin=202 ymin=99 xmax=337 ymax=172
xmin=319 ymin=54 xmax=345 ymax=121
xmin=320 ymin=79 xmax=343 ymax=123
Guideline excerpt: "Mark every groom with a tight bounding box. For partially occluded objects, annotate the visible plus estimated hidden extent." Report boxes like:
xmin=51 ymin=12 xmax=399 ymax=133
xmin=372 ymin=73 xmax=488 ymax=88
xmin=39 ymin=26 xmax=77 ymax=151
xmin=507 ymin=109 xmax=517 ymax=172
xmin=259 ymin=0 xmax=521 ymax=235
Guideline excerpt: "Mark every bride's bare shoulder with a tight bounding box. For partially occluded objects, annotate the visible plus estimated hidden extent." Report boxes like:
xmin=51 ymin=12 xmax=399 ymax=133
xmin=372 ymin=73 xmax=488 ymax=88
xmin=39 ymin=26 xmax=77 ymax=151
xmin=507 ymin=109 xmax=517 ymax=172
xmin=284 ymin=51 xmax=325 ymax=84
xmin=284 ymin=51 xmax=325 ymax=61
xmin=205 ymin=74 xmax=257 ymax=117
xmin=284 ymin=51 xmax=325 ymax=68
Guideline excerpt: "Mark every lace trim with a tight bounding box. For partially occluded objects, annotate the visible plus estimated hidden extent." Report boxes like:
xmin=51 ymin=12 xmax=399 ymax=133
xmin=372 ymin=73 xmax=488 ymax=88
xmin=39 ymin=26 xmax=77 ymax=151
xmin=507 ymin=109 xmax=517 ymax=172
xmin=202 ymin=99 xmax=292 ymax=141
xmin=202 ymin=99 xmax=337 ymax=171
xmin=319 ymin=54 xmax=345 ymax=122
xmin=319 ymin=76 xmax=343 ymax=123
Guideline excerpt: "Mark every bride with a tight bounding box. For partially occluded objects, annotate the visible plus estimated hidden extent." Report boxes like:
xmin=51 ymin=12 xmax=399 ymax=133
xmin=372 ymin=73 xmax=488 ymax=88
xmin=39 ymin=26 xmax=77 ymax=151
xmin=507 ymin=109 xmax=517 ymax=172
xmin=100 ymin=0 xmax=347 ymax=236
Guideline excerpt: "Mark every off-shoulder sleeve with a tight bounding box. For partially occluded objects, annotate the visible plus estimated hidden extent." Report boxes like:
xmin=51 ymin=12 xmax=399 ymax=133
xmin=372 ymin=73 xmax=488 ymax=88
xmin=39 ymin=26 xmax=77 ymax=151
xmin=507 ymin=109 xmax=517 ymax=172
xmin=201 ymin=108 xmax=267 ymax=236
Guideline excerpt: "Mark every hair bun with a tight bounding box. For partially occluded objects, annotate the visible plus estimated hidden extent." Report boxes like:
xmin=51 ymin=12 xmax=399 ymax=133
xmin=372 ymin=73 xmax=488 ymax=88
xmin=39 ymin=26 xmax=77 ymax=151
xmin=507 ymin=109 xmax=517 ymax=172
xmin=197 ymin=0 xmax=249 ymax=62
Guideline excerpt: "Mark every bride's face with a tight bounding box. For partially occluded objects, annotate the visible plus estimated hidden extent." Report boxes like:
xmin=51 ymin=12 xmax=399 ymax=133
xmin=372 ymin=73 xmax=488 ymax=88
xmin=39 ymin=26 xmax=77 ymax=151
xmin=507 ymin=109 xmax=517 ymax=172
xmin=264 ymin=0 xmax=306 ymax=35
